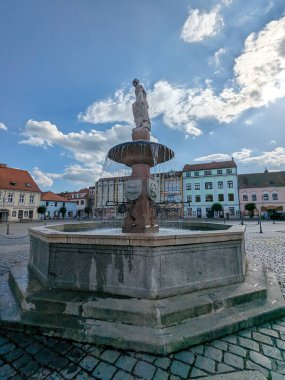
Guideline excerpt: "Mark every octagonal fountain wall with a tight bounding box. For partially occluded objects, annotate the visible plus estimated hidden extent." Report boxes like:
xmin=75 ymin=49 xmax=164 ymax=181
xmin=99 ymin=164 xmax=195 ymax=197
xmin=28 ymin=221 xmax=245 ymax=300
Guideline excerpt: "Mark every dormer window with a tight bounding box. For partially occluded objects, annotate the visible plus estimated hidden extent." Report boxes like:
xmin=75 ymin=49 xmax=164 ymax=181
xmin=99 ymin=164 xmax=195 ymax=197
xmin=10 ymin=181 xmax=17 ymax=186
xmin=25 ymin=183 xmax=31 ymax=187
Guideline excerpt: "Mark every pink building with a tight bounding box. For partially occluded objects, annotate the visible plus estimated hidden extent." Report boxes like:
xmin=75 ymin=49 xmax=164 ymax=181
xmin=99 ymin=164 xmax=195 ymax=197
xmin=238 ymin=170 xmax=285 ymax=216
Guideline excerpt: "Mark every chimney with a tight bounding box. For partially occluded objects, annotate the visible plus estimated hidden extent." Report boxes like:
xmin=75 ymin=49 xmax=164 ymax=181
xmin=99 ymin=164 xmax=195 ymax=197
xmin=0 ymin=164 xmax=7 ymax=168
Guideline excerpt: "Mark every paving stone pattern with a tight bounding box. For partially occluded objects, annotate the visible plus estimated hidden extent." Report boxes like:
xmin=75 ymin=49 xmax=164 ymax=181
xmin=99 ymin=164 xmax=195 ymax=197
xmin=0 ymin=221 xmax=285 ymax=379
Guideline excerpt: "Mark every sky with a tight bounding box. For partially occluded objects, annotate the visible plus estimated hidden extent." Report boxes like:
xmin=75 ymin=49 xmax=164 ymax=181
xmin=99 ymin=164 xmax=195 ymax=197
xmin=0 ymin=0 xmax=285 ymax=192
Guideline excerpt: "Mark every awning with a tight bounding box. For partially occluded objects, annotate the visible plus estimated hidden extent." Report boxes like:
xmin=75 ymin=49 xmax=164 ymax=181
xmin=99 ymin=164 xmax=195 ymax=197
xmin=261 ymin=205 xmax=283 ymax=211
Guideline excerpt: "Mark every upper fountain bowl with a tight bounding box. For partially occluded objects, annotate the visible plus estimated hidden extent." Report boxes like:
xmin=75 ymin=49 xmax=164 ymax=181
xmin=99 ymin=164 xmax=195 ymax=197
xmin=107 ymin=141 xmax=174 ymax=167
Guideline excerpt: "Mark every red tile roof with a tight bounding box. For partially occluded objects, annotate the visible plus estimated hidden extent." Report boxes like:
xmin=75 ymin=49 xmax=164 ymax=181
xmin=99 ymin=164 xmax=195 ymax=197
xmin=41 ymin=192 xmax=76 ymax=202
xmin=0 ymin=164 xmax=41 ymax=192
xmin=183 ymin=160 xmax=236 ymax=172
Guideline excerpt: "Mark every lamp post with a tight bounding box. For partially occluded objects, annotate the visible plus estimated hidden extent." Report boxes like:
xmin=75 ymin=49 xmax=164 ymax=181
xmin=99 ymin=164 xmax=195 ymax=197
xmin=259 ymin=194 xmax=263 ymax=234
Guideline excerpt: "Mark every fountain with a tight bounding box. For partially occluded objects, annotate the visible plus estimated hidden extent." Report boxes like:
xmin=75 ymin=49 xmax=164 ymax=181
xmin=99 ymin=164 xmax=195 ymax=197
xmin=107 ymin=78 xmax=174 ymax=233
xmin=1 ymin=80 xmax=284 ymax=354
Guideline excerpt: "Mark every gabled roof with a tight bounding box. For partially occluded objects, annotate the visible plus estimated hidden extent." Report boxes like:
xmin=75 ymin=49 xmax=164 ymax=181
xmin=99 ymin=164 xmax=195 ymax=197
xmin=183 ymin=160 xmax=236 ymax=172
xmin=41 ymin=191 xmax=76 ymax=202
xmin=0 ymin=164 xmax=41 ymax=193
xmin=238 ymin=171 xmax=285 ymax=188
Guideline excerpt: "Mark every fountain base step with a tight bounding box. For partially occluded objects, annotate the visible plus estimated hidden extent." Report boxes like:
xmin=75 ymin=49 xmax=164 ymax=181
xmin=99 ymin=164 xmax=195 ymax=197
xmin=0 ymin=259 xmax=284 ymax=354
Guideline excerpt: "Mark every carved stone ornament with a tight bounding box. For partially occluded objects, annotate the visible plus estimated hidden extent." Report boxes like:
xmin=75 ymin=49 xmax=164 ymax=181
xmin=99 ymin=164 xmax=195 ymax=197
xmin=147 ymin=178 xmax=158 ymax=201
xmin=124 ymin=179 xmax=142 ymax=201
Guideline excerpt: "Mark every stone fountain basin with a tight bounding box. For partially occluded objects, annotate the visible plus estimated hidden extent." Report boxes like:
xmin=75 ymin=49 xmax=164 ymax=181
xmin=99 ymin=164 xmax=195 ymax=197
xmin=107 ymin=141 xmax=174 ymax=167
xmin=28 ymin=222 xmax=245 ymax=299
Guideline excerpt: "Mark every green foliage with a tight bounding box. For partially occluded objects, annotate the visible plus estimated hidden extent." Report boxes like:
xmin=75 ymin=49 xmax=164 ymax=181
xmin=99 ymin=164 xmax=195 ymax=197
xmin=211 ymin=203 xmax=223 ymax=212
xmin=59 ymin=206 xmax=67 ymax=219
xmin=84 ymin=206 xmax=92 ymax=217
xmin=245 ymin=203 xmax=256 ymax=217
xmin=37 ymin=206 xmax=46 ymax=220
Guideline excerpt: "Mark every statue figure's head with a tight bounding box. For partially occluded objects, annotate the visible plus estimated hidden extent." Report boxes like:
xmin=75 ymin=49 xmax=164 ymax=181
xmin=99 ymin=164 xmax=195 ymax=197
xmin=132 ymin=79 xmax=139 ymax=87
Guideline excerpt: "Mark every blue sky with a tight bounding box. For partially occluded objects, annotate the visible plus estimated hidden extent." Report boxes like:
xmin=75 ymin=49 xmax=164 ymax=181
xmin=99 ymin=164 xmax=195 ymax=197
xmin=1 ymin=0 xmax=285 ymax=192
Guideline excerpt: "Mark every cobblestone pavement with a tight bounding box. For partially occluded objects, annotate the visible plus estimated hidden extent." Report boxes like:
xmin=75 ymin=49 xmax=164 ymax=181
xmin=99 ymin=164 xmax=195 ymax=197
xmin=0 ymin=220 xmax=285 ymax=379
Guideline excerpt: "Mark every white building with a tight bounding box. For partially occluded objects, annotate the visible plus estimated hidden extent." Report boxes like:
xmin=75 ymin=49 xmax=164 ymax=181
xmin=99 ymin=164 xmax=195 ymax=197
xmin=183 ymin=160 xmax=240 ymax=219
xmin=0 ymin=163 xmax=41 ymax=222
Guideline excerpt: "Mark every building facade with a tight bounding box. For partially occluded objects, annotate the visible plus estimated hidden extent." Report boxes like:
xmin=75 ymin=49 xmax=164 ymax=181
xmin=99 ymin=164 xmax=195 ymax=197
xmin=238 ymin=170 xmax=285 ymax=217
xmin=155 ymin=171 xmax=183 ymax=219
xmin=59 ymin=188 xmax=89 ymax=218
xmin=0 ymin=163 xmax=41 ymax=222
xmin=183 ymin=160 xmax=240 ymax=218
xmin=40 ymin=192 xmax=77 ymax=219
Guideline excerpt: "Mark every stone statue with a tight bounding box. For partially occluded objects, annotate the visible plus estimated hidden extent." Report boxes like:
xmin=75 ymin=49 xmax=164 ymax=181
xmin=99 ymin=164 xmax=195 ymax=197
xmin=132 ymin=79 xmax=151 ymax=130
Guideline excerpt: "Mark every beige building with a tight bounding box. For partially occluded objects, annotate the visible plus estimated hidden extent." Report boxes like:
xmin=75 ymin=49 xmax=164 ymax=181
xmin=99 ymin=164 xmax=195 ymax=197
xmin=0 ymin=163 xmax=41 ymax=222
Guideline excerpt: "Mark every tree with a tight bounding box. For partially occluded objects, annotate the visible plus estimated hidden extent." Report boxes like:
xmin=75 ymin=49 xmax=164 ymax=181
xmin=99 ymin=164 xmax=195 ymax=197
xmin=84 ymin=206 xmax=92 ymax=219
xmin=211 ymin=203 xmax=223 ymax=218
xmin=37 ymin=205 xmax=46 ymax=220
xmin=59 ymin=206 xmax=67 ymax=219
xmin=245 ymin=203 xmax=256 ymax=218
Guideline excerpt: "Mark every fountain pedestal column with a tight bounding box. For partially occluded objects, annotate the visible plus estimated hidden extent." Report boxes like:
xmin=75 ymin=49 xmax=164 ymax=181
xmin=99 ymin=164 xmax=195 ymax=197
xmin=122 ymin=163 xmax=158 ymax=233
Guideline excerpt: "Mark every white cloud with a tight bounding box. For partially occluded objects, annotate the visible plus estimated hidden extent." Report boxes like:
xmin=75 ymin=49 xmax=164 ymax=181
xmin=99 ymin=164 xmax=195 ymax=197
xmin=194 ymin=153 xmax=231 ymax=162
xmin=232 ymin=148 xmax=252 ymax=160
xmin=209 ymin=48 xmax=226 ymax=67
xmin=180 ymin=6 xmax=224 ymax=43
xmin=32 ymin=165 xmax=102 ymax=189
xmin=79 ymin=15 xmax=285 ymax=137
xmin=222 ymin=0 xmax=233 ymax=6
xmin=0 ymin=122 xmax=8 ymax=131
xmin=20 ymin=119 xmax=132 ymax=167
xmin=32 ymin=167 xmax=60 ymax=188
xmin=195 ymin=147 xmax=285 ymax=168
xmin=239 ymin=147 xmax=285 ymax=167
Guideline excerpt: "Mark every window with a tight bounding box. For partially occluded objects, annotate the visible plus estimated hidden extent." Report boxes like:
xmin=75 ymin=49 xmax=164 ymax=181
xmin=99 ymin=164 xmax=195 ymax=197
xmin=29 ymin=194 xmax=34 ymax=204
xmin=243 ymin=194 xmax=248 ymax=201
xmin=187 ymin=208 xmax=192 ymax=216
xmin=194 ymin=171 xmax=199 ymax=177
xmin=252 ymin=194 xmax=257 ymax=202
xmin=10 ymin=181 xmax=17 ymax=186
xmin=217 ymin=169 xmax=223 ymax=175
xmin=19 ymin=194 xmax=25 ymax=204
xmin=218 ymin=194 xmax=224 ymax=202
xmin=205 ymin=182 xmax=213 ymax=189
xmin=24 ymin=211 xmax=28 ymax=217
xmin=81 ymin=200 xmax=84 ymax=205
xmin=77 ymin=201 xmax=79 ymax=205
xmin=205 ymin=194 xmax=213 ymax=202
xmin=195 ymin=195 xmax=201 ymax=202
xmin=227 ymin=181 xmax=233 ymax=188
xmin=204 ymin=170 xmax=212 ymax=176
xmin=229 ymin=207 xmax=235 ymax=215
xmin=12 ymin=211 xmax=17 ymax=217
xmin=263 ymin=193 xmax=269 ymax=201
xmin=228 ymin=193 xmax=234 ymax=201
xmin=195 ymin=183 xmax=200 ymax=190
xmin=46 ymin=201 xmax=49 ymax=206
xmin=218 ymin=181 xmax=223 ymax=189
xmin=7 ymin=193 xmax=14 ymax=203
xmin=185 ymin=172 xmax=191 ymax=177
xmin=272 ymin=193 xmax=278 ymax=200
xmin=63 ymin=202 xmax=65 ymax=207
xmin=226 ymin=169 xmax=233 ymax=174
xmin=187 ymin=195 xmax=192 ymax=203
xmin=186 ymin=183 xmax=191 ymax=190
xmin=25 ymin=183 xmax=31 ymax=187
xmin=29 ymin=210 xmax=33 ymax=219
xmin=55 ymin=202 xmax=57 ymax=207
